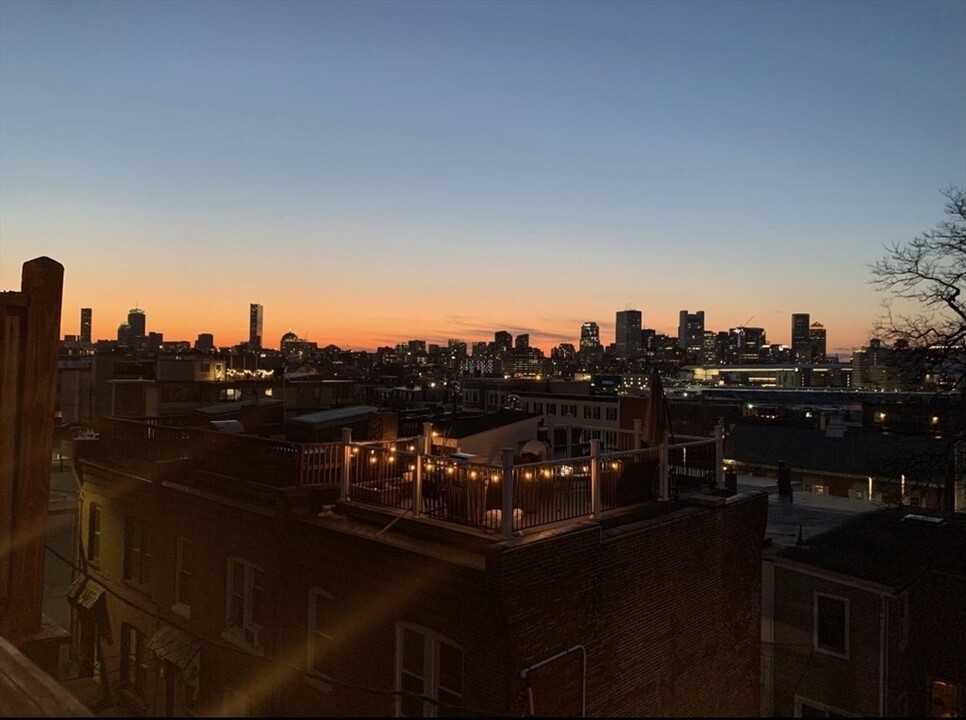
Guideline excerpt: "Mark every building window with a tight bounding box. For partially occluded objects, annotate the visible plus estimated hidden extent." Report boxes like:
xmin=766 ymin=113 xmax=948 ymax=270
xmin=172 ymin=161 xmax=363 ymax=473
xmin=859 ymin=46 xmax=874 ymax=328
xmin=583 ymin=406 xmax=591 ymax=419
xmin=794 ymin=696 xmax=857 ymax=717
xmin=592 ymin=406 xmax=601 ymax=420
xmin=605 ymin=408 xmax=617 ymax=421
xmin=87 ymin=504 xmax=101 ymax=564
xmin=223 ymin=557 xmax=265 ymax=652
xmin=814 ymin=592 xmax=849 ymax=658
xmin=307 ymin=589 xmax=333 ymax=675
xmin=123 ymin=519 xmax=151 ymax=587
xmin=174 ymin=537 xmax=192 ymax=617
xmin=120 ymin=623 xmax=147 ymax=699
xmin=395 ymin=624 xmax=463 ymax=717
xmin=534 ymin=402 xmax=543 ymax=414
xmin=547 ymin=403 xmax=556 ymax=415
xmin=929 ymin=679 xmax=962 ymax=718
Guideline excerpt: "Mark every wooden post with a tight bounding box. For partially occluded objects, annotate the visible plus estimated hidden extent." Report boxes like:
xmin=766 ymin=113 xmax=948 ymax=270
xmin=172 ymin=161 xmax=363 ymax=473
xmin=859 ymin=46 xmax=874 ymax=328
xmin=590 ymin=439 xmax=602 ymax=518
xmin=659 ymin=432 xmax=670 ymax=501
xmin=714 ymin=424 xmax=725 ymax=490
xmin=0 ymin=257 xmax=64 ymax=644
xmin=340 ymin=427 xmax=352 ymax=501
xmin=501 ymin=448 xmax=514 ymax=539
xmin=413 ymin=435 xmax=424 ymax=518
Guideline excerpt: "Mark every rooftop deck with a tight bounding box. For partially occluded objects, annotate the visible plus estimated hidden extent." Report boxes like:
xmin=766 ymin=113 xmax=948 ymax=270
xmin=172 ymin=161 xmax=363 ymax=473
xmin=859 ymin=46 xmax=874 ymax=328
xmin=79 ymin=417 xmax=725 ymax=538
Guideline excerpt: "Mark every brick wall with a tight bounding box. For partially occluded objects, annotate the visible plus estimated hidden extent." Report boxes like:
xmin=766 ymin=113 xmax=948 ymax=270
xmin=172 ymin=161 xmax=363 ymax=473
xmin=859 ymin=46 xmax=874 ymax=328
xmin=491 ymin=493 xmax=768 ymax=717
xmin=76 ymin=453 xmax=768 ymax=717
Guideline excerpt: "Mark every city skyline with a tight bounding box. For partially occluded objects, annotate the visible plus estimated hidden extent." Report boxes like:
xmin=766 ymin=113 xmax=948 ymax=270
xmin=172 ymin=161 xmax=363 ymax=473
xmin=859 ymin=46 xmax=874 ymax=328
xmin=1 ymin=1 xmax=964 ymax=354
xmin=65 ymin=298 xmax=851 ymax=357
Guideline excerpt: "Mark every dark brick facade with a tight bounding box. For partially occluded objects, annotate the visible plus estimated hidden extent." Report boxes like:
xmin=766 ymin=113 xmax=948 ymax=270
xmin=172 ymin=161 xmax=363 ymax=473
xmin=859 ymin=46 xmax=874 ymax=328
xmin=73 ymin=440 xmax=767 ymax=717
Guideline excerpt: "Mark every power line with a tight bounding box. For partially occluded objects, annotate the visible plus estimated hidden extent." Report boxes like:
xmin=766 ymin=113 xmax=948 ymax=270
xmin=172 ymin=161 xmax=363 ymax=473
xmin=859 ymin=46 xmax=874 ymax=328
xmin=45 ymin=544 xmax=504 ymax=716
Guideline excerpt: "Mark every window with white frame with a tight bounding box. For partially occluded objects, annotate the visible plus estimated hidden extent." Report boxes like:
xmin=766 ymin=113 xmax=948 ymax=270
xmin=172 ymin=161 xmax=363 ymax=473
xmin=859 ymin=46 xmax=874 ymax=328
xmin=87 ymin=503 xmax=101 ymax=564
xmin=395 ymin=624 xmax=463 ymax=717
xmin=307 ymin=589 xmax=333 ymax=675
xmin=123 ymin=518 xmax=151 ymax=587
xmin=120 ymin=623 xmax=147 ymax=699
xmin=173 ymin=536 xmax=193 ymax=617
xmin=814 ymin=592 xmax=849 ymax=658
xmin=223 ymin=557 xmax=265 ymax=652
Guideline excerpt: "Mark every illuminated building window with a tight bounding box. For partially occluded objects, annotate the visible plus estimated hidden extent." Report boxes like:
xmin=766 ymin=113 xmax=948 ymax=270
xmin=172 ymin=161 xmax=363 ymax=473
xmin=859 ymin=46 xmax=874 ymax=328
xmin=928 ymin=680 xmax=962 ymax=718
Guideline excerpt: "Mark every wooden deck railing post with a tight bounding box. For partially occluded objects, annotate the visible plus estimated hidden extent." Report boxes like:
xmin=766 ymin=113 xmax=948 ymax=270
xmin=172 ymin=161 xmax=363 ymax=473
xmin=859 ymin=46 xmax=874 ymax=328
xmin=501 ymin=448 xmax=514 ymax=539
xmin=590 ymin=439 xmax=602 ymax=518
xmin=714 ymin=424 xmax=725 ymax=490
xmin=659 ymin=432 xmax=670 ymax=501
xmin=413 ymin=435 xmax=424 ymax=518
xmin=340 ymin=427 xmax=352 ymax=501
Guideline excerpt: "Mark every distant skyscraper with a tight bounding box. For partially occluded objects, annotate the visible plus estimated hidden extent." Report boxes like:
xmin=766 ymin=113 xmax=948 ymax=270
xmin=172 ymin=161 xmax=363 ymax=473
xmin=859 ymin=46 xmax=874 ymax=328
xmin=678 ymin=310 xmax=705 ymax=362
xmin=791 ymin=313 xmax=811 ymax=362
xmin=809 ymin=322 xmax=827 ymax=363
xmin=195 ymin=333 xmax=215 ymax=353
xmin=117 ymin=322 xmax=132 ymax=346
xmin=128 ymin=307 xmax=146 ymax=338
xmin=249 ymin=303 xmax=263 ymax=349
xmin=615 ymin=309 xmax=642 ymax=359
xmin=515 ymin=334 xmax=530 ymax=351
xmin=579 ymin=322 xmax=602 ymax=363
xmin=494 ymin=331 xmax=512 ymax=354
xmin=80 ymin=307 xmax=92 ymax=344
xmin=729 ymin=326 xmax=767 ymax=363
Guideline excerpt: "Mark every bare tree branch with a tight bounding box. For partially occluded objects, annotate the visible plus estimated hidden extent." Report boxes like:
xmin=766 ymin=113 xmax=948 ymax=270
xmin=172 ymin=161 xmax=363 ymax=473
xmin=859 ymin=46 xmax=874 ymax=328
xmin=869 ymin=187 xmax=966 ymax=397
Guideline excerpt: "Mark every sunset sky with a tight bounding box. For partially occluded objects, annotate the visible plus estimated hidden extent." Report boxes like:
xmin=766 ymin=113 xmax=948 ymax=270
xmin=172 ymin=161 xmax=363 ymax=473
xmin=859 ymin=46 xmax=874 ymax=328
xmin=1 ymin=0 xmax=964 ymax=355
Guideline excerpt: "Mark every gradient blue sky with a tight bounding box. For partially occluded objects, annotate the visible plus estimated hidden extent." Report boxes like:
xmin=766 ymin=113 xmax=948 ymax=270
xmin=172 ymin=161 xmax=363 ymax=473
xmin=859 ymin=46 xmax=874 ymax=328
xmin=2 ymin=0 xmax=964 ymax=354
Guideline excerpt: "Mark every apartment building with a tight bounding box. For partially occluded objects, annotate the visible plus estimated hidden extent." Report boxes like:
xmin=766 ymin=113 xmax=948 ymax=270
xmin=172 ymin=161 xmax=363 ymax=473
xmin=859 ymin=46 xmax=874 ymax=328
xmin=69 ymin=416 xmax=766 ymax=716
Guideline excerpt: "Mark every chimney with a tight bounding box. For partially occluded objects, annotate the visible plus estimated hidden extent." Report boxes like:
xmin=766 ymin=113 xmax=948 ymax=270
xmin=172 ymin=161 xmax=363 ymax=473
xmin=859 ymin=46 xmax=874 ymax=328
xmin=777 ymin=461 xmax=793 ymax=502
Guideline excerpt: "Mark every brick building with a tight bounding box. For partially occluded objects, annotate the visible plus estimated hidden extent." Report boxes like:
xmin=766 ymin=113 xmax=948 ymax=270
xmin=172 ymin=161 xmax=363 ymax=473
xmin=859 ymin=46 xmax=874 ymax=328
xmin=70 ymin=417 xmax=766 ymax=716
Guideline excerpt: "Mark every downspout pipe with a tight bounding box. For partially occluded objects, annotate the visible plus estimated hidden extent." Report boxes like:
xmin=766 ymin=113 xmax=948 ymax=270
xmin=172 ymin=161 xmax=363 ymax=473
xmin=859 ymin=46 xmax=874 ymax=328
xmin=519 ymin=644 xmax=587 ymax=717
xmin=879 ymin=596 xmax=887 ymax=716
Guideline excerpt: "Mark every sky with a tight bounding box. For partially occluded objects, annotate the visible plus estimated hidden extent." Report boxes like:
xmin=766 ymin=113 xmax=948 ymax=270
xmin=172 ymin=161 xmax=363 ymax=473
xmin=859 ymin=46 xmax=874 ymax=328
xmin=1 ymin=0 xmax=964 ymax=355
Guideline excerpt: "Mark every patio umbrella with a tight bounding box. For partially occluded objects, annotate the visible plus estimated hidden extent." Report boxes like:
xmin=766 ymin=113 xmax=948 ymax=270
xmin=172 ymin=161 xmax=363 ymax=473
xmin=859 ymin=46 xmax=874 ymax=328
xmin=642 ymin=368 xmax=670 ymax=447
